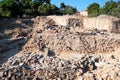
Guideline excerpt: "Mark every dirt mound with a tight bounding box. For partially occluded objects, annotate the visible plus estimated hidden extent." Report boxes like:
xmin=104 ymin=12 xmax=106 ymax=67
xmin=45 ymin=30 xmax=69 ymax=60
xmin=0 ymin=15 xmax=120 ymax=80
xmin=23 ymin=16 xmax=120 ymax=54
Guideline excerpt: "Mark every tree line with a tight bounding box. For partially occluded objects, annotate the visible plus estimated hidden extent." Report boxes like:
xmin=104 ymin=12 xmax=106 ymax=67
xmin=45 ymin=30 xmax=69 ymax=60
xmin=0 ymin=0 xmax=77 ymax=18
xmin=87 ymin=0 xmax=120 ymax=18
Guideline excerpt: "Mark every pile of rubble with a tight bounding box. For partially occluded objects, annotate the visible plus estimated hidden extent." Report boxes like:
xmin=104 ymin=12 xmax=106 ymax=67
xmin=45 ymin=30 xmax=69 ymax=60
xmin=23 ymin=16 xmax=120 ymax=54
xmin=1 ymin=50 xmax=120 ymax=80
xmin=0 ymin=15 xmax=120 ymax=80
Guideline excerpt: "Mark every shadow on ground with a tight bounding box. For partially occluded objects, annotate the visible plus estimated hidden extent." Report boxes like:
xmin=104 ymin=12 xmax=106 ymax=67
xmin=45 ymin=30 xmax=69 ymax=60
xmin=0 ymin=18 xmax=34 ymax=64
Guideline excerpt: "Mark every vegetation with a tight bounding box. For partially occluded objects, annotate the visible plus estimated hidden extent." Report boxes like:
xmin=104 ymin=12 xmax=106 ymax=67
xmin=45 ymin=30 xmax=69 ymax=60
xmin=0 ymin=0 xmax=77 ymax=18
xmin=2 ymin=0 xmax=120 ymax=18
xmin=87 ymin=0 xmax=120 ymax=18
xmin=62 ymin=5 xmax=77 ymax=15
xmin=87 ymin=3 xmax=100 ymax=17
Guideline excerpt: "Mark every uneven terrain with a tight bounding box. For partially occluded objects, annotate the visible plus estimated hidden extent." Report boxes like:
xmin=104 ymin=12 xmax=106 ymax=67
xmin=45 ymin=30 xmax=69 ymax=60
xmin=0 ymin=15 xmax=120 ymax=80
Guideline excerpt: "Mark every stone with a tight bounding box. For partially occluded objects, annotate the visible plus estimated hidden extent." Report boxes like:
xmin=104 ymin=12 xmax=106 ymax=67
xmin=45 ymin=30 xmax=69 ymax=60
xmin=11 ymin=76 xmax=16 ymax=80
xmin=0 ymin=72 xmax=3 ymax=77
xmin=11 ymin=60 xmax=19 ymax=66
xmin=19 ymin=63 xmax=24 ymax=66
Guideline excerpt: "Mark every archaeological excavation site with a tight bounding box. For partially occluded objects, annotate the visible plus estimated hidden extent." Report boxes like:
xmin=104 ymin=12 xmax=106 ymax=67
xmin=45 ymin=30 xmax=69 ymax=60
xmin=0 ymin=15 xmax=120 ymax=80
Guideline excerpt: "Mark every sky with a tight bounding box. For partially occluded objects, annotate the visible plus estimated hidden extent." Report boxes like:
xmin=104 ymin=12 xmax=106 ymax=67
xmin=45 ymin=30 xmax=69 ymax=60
xmin=51 ymin=0 xmax=118 ymax=11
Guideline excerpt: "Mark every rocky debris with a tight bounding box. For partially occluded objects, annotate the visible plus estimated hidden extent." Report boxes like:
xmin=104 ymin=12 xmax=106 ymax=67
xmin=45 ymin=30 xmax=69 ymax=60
xmin=33 ymin=16 xmax=55 ymax=32
xmin=23 ymin=16 xmax=120 ymax=54
xmin=67 ymin=18 xmax=83 ymax=28
xmin=0 ymin=52 xmax=120 ymax=80
xmin=4 ymin=26 xmax=32 ymax=39
xmin=0 ymin=15 xmax=120 ymax=80
xmin=0 ymin=18 xmax=33 ymax=39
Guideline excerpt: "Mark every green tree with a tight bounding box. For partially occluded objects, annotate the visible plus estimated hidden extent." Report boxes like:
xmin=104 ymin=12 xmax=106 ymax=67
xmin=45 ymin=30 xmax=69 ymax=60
xmin=19 ymin=0 xmax=33 ymax=15
xmin=111 ymin=4 xmax=120 ymax=18
xmin=0 ymin=0 xmax=19 ymax=17
xmin=50 ymin=4 xmax=58 ymax=14
xmin=87 ymin=3 xmax=100 ymax=17
xmin=102 ymin=0 xmax=117 ymax=15
xmin=38 ymin=3 xmax=50 ymax=15
xmin=0 ymin=0 xmax=77 ymax=17
xmin=60 ymin=2 xmax=77 ymax=15
xmin=60 ymin=2 xmax=66 ymax=9
xmin=38 ymin=3 xmax=58 ymax=15
xmin=30 ymin=0 xmax=43 ymax=15
xmin=64 ymin=6 xmax=77 ymax=15
xmin=45 ymin=0 xmax=50 ymax=4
